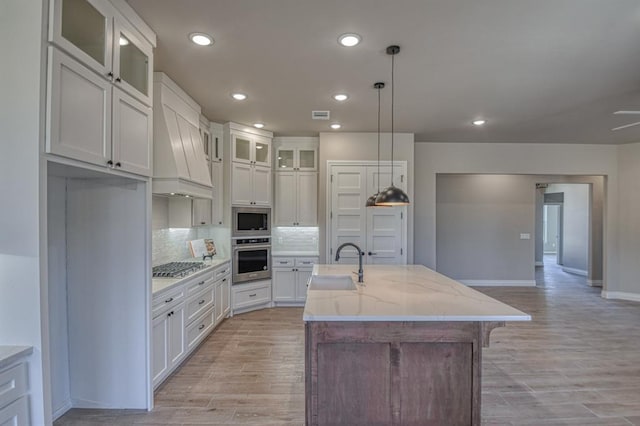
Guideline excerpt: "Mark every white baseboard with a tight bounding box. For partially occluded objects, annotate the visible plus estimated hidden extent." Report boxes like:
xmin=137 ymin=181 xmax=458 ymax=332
xmin=52 ymin=400 xmax=72 ymax=421
xmin=462 ymin=280 xmax=537 ymax=287
xmin=601 ymin=291 xmax=640 ymax=302
xmin=587 ymin=279 xmax=603 ymax=287
xmin=562 ymin=266 xmax=588 ymax=276
xmin=535 ymin=261 xmax=544 ymax=267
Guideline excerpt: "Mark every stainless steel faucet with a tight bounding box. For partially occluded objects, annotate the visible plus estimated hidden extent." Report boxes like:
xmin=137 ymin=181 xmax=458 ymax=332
xmin=335 ymin=243 xmax=364 ymax=283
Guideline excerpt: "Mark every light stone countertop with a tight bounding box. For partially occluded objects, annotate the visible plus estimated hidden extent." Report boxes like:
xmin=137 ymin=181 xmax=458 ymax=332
xmin=272 ymin=251 xmax=319 ymax=257
xmin=152 ymin=257 xmax=230 ymax=295
xmin=303 ymin=264 xmax=531 ymax=322
xmin=0 ymin=346 xmax=33 ymax=370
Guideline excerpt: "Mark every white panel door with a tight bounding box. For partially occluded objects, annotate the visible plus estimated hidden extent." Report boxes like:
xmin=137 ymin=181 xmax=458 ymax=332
xmin=152 ymin=314 xmax=169 ymax=386
xmin=273 ymin=269 xmax=296 ymax=302
xmin=112 ymin=87 xmax=151 ymax=176
xmin=366 ymin=207 xmax=405 ymax=264
xmin=47 ymin=48 xmax=111 ymax=167
xmin=330 ymin=166 xmax=366 ymax=264
xmin=168 ymin=304 xmax=185 ymax=366
xmin=297 ymin=172 xmax=318 ymax=226
xmin=252 ymin=166 xmax=272 ymax=206
xmin=275 ymin=172 xmax=296 ymax=225
xmin=231 ymin=163 xmax=253 ymax=205
xmin=368 ymin=164 xmax=407 ymax=195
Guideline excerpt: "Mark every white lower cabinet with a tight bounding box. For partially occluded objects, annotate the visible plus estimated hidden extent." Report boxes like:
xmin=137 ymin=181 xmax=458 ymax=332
xmin=152 ymin=261 xmax=231 ymax=388
xmin=0 ymin=362 xmax=29 ymax=426
xmin=272 ymin=256 xmax=318 ymax=305
xmin=231 ymin=280 xmax=272 ymax=314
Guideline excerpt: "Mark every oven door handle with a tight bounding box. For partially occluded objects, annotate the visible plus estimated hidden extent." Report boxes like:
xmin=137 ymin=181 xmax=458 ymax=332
xmin=233 ymin=245 xmax=272 ymax=250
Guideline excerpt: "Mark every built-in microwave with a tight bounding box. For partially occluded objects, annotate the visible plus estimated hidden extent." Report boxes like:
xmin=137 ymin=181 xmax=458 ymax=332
xmin=232 ymin=207 xmax=271 ymax=237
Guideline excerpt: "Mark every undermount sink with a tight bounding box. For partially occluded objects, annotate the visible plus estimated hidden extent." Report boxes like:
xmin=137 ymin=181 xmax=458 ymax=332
xmin=307 ymin=275 xmax=357 ymax=291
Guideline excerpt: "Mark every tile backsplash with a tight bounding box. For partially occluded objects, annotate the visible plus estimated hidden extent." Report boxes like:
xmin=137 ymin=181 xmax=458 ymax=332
xmin=272 ymin=227 xmax=319 ymax=252
xmin=152 ymin=226 xmax=230 ymax=266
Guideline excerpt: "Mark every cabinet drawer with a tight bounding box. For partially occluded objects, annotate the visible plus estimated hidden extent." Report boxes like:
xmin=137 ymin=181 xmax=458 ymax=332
xmin=233 ymin=284 xmax=271 ymax=309
xmin=186 ymin=275 xmax=214 ymax=296
xmin=295 ymin=257 xmax=319 ymax=267
xmin=214 ymin=263 xmax=231 ymax=280
xmin=186 ymin=307 xmax=215 ymax=350
xmin=0 ymin=363 xmax=27 ymax=409
xmin=0 ymin=395 xmax=29 ymax=426
xmin=273 ymin=257 xmax=294 ymax=267
xmin=152 ymin=287 xmax=185 ymax=318
xmin=186 ymin=286 xmax=214 ymax=324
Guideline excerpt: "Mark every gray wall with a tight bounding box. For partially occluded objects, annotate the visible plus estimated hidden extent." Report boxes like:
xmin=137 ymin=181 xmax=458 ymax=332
xmin=318 ymin=132 xmax=414 ymax=263
xmin=546 ymin=184 xmax=590 ymax=274
xmin=616 ymin=143 xmax=640 ymax=297
xmin=436 ymin=175 xmax=536 ymax=283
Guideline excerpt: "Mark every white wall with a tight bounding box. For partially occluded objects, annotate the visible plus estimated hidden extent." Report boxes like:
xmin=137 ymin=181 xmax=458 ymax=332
xmin=0 ymin=0 xmax=49 ymax=424
xmin=319 ymin=132 xmax=414 ymax=263
xmin=609 ymin=142 xmax=640 ymax=299
xmin=414 ymin=143 xmax=619 ymax=293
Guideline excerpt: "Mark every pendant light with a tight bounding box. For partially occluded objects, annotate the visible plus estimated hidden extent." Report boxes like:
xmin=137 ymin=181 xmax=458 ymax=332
xmin=366 ymin=82 xmax=385 ymax=207
xmin=375 ymin=45 xmax=410 ymax=206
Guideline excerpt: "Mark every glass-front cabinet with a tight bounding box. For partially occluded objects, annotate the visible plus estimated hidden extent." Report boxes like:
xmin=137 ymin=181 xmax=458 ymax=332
xmin=232 ymin=133 xmax=271 ymax=167
xmin=275 ymin=146 xmax=317 ymax=171
xmin=51 ymin=0 xmax=152 ymax=105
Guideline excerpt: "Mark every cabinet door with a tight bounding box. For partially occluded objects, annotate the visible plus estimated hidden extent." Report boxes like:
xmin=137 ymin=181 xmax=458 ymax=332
xmin=276 ymin=148 xmax=295 ymax=170
xmin=297 ymin=172 xmax=318 ymax=226
xmin=253 ymin=137 xmax=271 ymax=167
xmin=0 ymin=396 xmax=29 ymax=426
xmin=112 ymin=87 xmax=152 ymax=176
xmin=152 ymin=313 xmax=169 ymax=386
xmin=215 ymin=281 xmax=224 ymax=325
xmin=50 ymin=0 xmax=114 ymax=78
xmin=47 ymin=48 xmax=112 ymax=168
xmin=231 ymin=163 xmax=253 ymax=205
xmin=252 ymin=166 xmax=272 ymax=206
xmin=222 ymin=277 xmax=230 ymax=316
xmin=168 ymin=304 xmax=185 ymax=366
xmin=232 ymin=133 xmax=252 ymax=164
xmin=296 ymin=268 xmax=313 ymax=302
xmin=273 ymin=269 xmax=296 ymax=302
xmin=192 ymin=199 xmax=212 ymax=226
xmin=275 ymin=172 xmax=296 ymax=225
xmin=211 ymin=160 xmax=224 ymax=225
xmin=113 ymin=19 xmax=152 ymax=106
xmin=297 ymin=148 xmax=317 ymax=171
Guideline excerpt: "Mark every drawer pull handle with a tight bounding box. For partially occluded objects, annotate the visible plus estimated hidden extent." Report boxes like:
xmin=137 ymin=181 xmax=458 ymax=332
xmin=198 ymin=324 xmax=205 ymax=330
xmin=165 ymin=297 xmax=174 ymax=303
xmin=167 ymin=311 xmax=174 ymax=317
xmin=222 ymin=278 xmax=227 ymax=282
xmin=198 ymin=281 xmax=205 ymax=286
xmin=199 ymin=299 xmax=205 ymax=305
xmin=279 ymin=261 xmax=288 ymax=264
xmin=249 ymin=293 xmax=257 ymax=297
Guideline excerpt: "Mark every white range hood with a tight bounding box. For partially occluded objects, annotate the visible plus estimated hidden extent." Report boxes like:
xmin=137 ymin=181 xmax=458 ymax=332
xmin=153 ymin=72 xmax=212 ymax=199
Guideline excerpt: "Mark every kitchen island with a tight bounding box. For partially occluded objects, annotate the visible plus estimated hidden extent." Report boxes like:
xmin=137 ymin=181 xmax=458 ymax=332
xmin=303 ymin=264 xmax=530 ymax=426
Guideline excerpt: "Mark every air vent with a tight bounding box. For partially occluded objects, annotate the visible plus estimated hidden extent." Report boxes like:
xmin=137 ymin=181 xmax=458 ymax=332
xmin=312 ymin=111 xmax=330 ymax=120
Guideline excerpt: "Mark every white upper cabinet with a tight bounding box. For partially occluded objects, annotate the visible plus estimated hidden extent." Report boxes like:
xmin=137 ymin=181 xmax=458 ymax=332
xmin=232 ymin=133 xmax=271 ymax=167
xmin=50 ymin=0 xmax=152 ymax=105
xmin=276 ymin=146 xmax=317 ymax=171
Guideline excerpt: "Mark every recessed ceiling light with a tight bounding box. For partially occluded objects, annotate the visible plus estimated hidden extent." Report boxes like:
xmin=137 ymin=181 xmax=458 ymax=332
xmin=119 ymin=36 xmax=129 ymax=46
xmin=333 ymin=93 xmax=349 ymax=102
xmin=338 ymin=33 xmax=361 ymax=47
xmin=231 ymin=93 xmax=247 ymax=101
xmin=253 ymin=123 xmax=265 ymax=129
xmin=472 ymin=119 xmax=486 ymax=126
xmin=331 ymin=123 xmax=341 ymax=130
xmin=189 ymin=32 xmax=214 ymax=46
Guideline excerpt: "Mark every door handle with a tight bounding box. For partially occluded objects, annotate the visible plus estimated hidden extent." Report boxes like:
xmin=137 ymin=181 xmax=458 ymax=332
xmin=368 ymin=252 xmax=377 ymax=256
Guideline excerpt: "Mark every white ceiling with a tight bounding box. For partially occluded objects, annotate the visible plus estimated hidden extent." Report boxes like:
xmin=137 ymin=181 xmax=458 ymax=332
xmin=127 ymin=0 xmax=640 ymax=143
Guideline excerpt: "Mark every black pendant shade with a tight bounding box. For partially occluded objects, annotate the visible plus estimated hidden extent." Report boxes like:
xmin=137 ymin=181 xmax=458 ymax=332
xmin=375 ymin=186 xmax=410 ymax=206
xmin=365 ymin=193 xmax=379 ymax=207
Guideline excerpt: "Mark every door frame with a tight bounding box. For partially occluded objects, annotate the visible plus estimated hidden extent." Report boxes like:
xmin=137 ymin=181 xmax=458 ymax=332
xmin=543 ymin=203 xmax=563 ymax=265
xmin=326 ymin=160 xmax=408 ymax=264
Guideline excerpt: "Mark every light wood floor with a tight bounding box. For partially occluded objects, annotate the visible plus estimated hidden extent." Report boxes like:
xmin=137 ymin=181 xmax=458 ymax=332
xmin=56 ymin=260 xmax=640 ymax=425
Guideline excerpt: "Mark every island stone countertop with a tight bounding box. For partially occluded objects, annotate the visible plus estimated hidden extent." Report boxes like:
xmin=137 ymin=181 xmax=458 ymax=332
xmin=303 ymin=264 xmax=531 ymax=322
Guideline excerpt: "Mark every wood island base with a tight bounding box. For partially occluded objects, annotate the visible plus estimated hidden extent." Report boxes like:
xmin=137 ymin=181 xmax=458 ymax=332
xmin=305 ymin=320 xmax=504 ymax=426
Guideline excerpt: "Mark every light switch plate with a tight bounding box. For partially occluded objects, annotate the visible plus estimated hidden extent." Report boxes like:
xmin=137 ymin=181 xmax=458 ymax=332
xmin=520 ymin=233 xmax=531 ymax=240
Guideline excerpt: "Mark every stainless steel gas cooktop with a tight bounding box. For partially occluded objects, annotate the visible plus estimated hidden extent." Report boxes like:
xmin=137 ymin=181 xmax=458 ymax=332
xmin=152 ymin=262 xmax=205 ymax=278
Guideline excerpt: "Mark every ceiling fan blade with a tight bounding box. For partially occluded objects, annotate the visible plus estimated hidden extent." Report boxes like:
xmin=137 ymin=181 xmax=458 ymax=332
xmin=613 ymin=110 xmax=640 ymax=115
xmin=611 ymin=121 xmax=640 ymax=131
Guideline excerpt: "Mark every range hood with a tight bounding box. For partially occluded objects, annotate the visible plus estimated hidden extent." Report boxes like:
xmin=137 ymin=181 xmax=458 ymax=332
xmin=152 ymin=72 xmax=212 ymax=199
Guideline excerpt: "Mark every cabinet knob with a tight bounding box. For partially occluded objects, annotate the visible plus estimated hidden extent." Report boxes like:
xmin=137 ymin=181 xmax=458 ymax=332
xmin=115 ymin=77 xmax=122 ymax=82
xmin=368 ymin=252 xmax=377 ymax=256
xmin=200 ymin=222 xmax=205 ymax=225
xmin=115 ymin=162 xmax=121 ymax=167
xmin=199 ymin=299 xmax=205 ymax=305
xmin=107 ymin=160 xmax=113 ymax=166
xmin=198 ymin=324 xmax=205 ymax=330
xmin=107 ymin=71 xmax=114 ymax=78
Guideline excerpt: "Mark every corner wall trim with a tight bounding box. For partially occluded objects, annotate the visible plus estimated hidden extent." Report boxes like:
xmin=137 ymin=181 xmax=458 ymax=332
xmin=461 ymin=280 xmax=537 ymax=287
xmin=587 ymin=279 xmax=603 ymax=287
xmin=601 ymin=291 xmax=640 ymax=303
xmin=562 ymin=266 xmax=588 ymax=277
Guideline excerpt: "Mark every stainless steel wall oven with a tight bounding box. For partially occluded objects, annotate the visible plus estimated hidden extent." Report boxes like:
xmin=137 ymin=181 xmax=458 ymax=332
xmin=232 ymin=237 xmax=271 ymax=283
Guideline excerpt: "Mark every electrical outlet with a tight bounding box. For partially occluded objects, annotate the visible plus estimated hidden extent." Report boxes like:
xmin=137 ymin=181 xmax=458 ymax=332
xmin=520 ymin=233 xmax=531 ymax=240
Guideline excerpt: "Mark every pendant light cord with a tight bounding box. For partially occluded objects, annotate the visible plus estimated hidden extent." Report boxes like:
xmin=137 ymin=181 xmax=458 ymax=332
xmin=377 ymin=84 xmax=381 ymax=192
xmin=390 ymin=50 xmax=395 ymax=186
